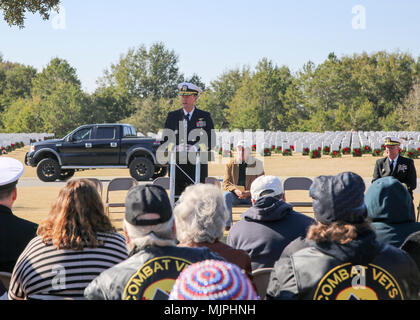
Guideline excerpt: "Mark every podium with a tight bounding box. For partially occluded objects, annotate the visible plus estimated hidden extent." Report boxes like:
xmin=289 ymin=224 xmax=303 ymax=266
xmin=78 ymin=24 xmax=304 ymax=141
xmin=168 ymin=145 xmax=209 ymax=206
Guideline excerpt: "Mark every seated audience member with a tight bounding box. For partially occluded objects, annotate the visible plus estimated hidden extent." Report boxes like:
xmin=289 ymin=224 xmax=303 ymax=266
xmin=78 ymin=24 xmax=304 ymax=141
xmin=84 ymin=184 xmax=223 ymax=300
xmin=169 ymin=260 xmax=259 ymax=300
xmin=222 ymin=140 xmax=265 ymax=230
xmin=8 ymin=179 xmax=128 ymax=300
xmin=401 ymin=231 xmax=420 ymax=271
xmin=266 ymin=172 xmax=420 ymax=300
xmin=365 ymin=176 xmax=420 ymax=248
xmin=227 ymin=175 xmax=315 ymax=270
xmin=0 ymin=157 xmax=38 ymax=273
xmin=174 ymin=183 xmax=252 ymax=280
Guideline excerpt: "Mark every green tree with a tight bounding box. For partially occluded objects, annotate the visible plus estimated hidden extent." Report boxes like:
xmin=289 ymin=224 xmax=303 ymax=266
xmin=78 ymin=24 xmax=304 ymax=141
xmin=122 ymin=96 xmax=179 ymax=134
xmin=0 ymin=0 xmax=60 ymax=28
xmin=100 ymin=42 xmax=182 ymax=101
xmin=228 ymin=59 xmax=292 ymax=130
xmin=0 ymin=62 xmax=37 ymax=110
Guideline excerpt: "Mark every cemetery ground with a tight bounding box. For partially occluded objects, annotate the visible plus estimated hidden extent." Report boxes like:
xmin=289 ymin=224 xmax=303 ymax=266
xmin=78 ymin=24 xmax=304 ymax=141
xmin=6 ymin=146 xmax=420 ymax=235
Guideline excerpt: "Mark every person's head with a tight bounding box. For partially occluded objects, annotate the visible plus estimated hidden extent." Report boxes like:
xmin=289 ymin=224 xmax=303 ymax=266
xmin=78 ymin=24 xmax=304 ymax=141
xmin=307 ymin=172 xmax=372 ymax=244
xmin=169 ymin=259 xmax=260 ymax=300
xmin=178 ymin=82 xmax=202 ymax=112
xmin=250 ymin=175 xmax=284 ymax=205
xmin=123 ymin=184 xmax=176 ymax=251
xmin=174 ymin=183 xmax=227 ymax=244
xmin=0 ymin=157 xmax=24 ymax=209
xmin=235 ymin=140 xmax=251 ymax=163
xmin=383 ymin=137 xmax=401 ymax=160
xmin=365 ymin=176 xmax=415 ymax=223
xmin=37 ymin=179 xmax=115 ymax=250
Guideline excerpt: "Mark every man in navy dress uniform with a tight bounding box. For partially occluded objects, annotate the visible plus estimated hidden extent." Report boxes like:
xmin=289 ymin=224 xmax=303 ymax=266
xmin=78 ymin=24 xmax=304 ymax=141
xmin=163 ymin=82 xmax=215 ymax=196
xmin=0 ymin=157 xmax=38 ymax=273
xmin=372 ymin=137 xmax=417 ymax=199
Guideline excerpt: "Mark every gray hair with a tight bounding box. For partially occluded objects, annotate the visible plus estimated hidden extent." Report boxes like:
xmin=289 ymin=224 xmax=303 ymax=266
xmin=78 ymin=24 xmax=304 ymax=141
xmin=174 ymin=183 xmax=228 ymax=244
xmin=123 ymin=217 xmax=176 ymax=251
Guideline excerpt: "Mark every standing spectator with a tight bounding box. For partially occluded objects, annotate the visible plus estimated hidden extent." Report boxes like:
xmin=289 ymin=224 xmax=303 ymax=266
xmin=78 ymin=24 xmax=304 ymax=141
xmin=0 ymin=157 xmax=38 ymax=273
xmin=222 ymin=140 xmax=265 ymax=230
xmin=365 ymin=176 xmax=420 ymax=247
xmin=169 ymin=260 xmax=259 ymax=300
xmin=227 ymin=175 xmax=314 ymax=270
xmin=84 ymin=184 xmax=222 ymax=300
xmin=372 ymin=137 xmax=417 ymax=199
xmin=266 ymin=172 xmax=420 ymax=300
xmin=8 ymin=179 xmax=128 ymax=300
xmin=174 ymin=183 xmax=252 ymax=280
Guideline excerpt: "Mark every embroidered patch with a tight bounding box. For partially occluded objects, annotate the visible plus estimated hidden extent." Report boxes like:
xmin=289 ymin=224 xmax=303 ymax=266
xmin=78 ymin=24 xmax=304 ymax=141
xmin=313 ymin=263 xmax=404 ymax=300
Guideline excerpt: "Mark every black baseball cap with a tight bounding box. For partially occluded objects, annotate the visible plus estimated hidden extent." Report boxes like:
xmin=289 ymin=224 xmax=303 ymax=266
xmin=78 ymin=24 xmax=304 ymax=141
xmin=125 ymin=184 xmax=172 ymax=226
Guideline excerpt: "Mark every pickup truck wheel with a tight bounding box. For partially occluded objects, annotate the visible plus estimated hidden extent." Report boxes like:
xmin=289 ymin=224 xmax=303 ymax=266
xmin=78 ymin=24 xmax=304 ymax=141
xmin=152 ymin=166 xmax=168 ymax=179
xmin=36 ymin=158 xmax=61 ymax=182
xmin=58 ymin=169 xmax=75 ymax=181
xmin=129 ymin=157 xmax=154 ymax=181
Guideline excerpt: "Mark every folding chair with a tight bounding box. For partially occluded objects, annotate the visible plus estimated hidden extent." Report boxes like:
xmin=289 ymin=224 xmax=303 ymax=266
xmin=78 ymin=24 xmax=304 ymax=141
xmin=105 ymin=177 xmax=138 ymax=215
xmin=283 ymin=177 xmax=313 ymax=207
xmin=86 ymin=178 xmax=103 ymax=197
xmin=152 ymin=177 xmax=170 ymax=190
xmin=0 ymin=271 xmax=12 ymax=291
xmin=417 ymin=201 xmax=420 ymax=222
xmin=251 ymin=268 xmax=273 ymax=299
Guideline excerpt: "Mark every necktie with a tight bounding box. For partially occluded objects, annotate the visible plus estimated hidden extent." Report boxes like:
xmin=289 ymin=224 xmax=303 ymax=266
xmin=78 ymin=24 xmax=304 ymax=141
xmin=390 ymin=160 xmax=394 ymax=172
xmin=185 ymin=113 xmax=190 ymax=121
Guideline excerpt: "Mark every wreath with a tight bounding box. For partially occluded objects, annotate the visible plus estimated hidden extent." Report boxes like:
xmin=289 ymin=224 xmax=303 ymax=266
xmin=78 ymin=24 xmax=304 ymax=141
xmin=322 ymin=146 xmax=330 ymax=155
xmin=302 ymin=147 xmax=309 ymax=156
xmin=352 ymin=148 xmax=362 ymax=157
xmin=309 ymin=150 xmax=321 ymax=159
xmin=372 ymin=148 xmax=383 ymax=157
xmin=330 ymin=150 xmax=341 ymax=158
xmin=282 ymin=148 xmax=292 ymax=156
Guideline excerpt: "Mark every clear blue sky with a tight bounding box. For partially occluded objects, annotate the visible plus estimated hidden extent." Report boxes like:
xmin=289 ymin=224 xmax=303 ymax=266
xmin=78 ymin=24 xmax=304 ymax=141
xmin=1 ymin=0 xmax=419 ymax=93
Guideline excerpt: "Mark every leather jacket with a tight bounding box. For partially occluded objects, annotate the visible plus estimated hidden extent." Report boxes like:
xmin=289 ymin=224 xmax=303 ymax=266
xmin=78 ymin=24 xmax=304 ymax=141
xmin=84 ymin=244 xmax=222 ymax=300
xmin=266 ymin=230 xmax=420 ymax=300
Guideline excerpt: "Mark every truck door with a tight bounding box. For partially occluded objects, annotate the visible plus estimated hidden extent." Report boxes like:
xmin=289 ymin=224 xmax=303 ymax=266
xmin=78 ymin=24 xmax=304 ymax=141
xmin=58 ymin=126 xmax=94 ymax=165
xmin=91 ymin=126 xmax=120 ymax=165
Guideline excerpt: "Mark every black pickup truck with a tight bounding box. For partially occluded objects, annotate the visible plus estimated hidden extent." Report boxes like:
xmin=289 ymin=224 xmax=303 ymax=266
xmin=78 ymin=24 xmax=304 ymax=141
xmin=25 ymin=123 xmax=167 ymax=182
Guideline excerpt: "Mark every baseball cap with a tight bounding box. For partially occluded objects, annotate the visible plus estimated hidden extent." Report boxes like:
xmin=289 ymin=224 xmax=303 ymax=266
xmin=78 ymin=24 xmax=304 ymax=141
xmin=251 ymin=175 xmax=283 ymax=201
xmin=125 ymin=184 xmax=172 ymax=226
xmin=0 ymin=157 xmax=24 ymax=191
xmin=169 ymin=260 xmax=260 ymax=300
xmin=310 ymin=172 xmax=367 ymax=225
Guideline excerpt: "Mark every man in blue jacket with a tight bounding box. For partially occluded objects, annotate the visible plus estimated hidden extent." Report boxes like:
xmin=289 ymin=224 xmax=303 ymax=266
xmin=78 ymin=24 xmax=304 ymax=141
xmin=227 ymin=175 xmax=315 ymax=270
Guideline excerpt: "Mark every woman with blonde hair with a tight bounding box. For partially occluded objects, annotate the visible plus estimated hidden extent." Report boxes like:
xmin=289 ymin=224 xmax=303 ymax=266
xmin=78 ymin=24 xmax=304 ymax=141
xmin=8 ymin=179 xmax=128 ymax=300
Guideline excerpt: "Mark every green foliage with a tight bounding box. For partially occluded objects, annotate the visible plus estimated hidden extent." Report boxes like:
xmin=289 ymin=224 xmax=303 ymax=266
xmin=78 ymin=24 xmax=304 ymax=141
xmin=1 ymin=47 xmax=419 ymax=136
xmin=122 ymin=96 xmax=179 ymax=134
xmin=99 ymin=42 xmax=182 ymax=101
xmin=0 ymin=0 xmax=60 ymax=28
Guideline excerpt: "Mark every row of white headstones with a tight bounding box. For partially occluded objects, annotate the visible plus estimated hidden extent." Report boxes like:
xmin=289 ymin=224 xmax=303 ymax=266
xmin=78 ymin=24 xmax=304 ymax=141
xmin=0 ymin=133 xmax=55 ymax=150
xmin=212 ymin=131 xmax=420 ymax=153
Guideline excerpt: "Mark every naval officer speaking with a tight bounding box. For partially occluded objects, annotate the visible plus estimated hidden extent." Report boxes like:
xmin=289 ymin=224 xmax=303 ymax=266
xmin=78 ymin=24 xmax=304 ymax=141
xmin=162 ymin=82 xmax=215 ymax=196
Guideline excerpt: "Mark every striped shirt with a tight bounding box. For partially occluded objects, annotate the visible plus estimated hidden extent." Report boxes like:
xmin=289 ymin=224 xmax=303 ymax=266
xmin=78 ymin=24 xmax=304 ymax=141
xmin=8 ymin=232 xmax=128 ymax=300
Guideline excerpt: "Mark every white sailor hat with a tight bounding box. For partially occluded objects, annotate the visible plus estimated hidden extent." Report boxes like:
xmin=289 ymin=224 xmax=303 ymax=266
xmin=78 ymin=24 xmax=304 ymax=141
xmin=384 ymin=137 xmax=401 ymax=146
xmin=178 ymin=82 xmax=202 ymax=96
xmin=0 ymin=157 xmax=24 ymax=190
